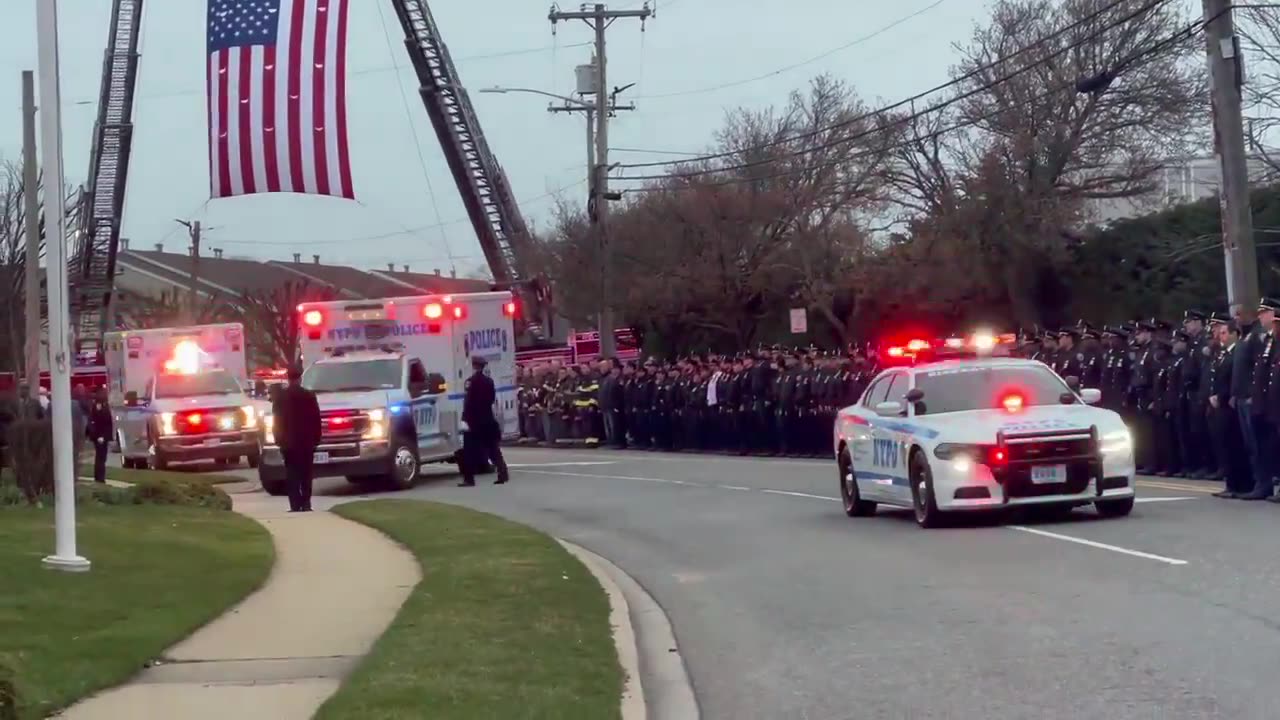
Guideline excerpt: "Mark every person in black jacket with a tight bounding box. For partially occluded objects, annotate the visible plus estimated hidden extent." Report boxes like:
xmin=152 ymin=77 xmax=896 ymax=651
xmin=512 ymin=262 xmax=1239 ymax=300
xmin=273 ymin=365 xmax=322 ymax=512
xmin=1208 ymin=318 xmax=1246 ymax=495
xmin=86 ymin=388 xmax=114 ymax=484
xmin=459 ymin=355 xmax=510 ymax=487
xmin=1239 ymin=298 xmax=1278 ymax=500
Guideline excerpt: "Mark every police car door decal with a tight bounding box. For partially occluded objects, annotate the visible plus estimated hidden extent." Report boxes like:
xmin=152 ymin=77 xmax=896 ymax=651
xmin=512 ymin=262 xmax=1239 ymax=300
xmin=412 ymin=396 xmax=442 ymax=444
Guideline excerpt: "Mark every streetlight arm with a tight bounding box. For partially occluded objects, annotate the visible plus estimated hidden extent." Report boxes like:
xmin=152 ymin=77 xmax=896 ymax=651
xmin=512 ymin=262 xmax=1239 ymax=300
xmin=479 ymin=86 xmax=592 ymax=109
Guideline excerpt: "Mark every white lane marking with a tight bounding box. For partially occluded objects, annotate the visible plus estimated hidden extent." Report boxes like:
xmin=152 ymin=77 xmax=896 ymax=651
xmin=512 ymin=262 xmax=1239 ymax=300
xmin=516 ymin=469 xmax=682 ymax=485
xmin=1008 ymin=525 xmax=1188 ymax=566
xmin=760 ymin=489 xmax=840 ymax=502
xmin=717 ymin=485 xmax=752 ymax=491
xmin=506 ymin=461 xmax=619 ymax=468
xmin=1133 ymin=496 xmax=1197 ymax=504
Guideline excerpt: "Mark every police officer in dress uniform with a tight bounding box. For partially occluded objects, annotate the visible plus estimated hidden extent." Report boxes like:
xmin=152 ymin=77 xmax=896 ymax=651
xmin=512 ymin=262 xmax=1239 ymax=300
xmin=1056 ymin=327 xmax=1085 ymax=383
xmin=273 ymin=364 xmax=322 ymax=511
xmin=1206 ymin=314 xmax=1249 ymax=495
xmin=1076 ymin=323 xmax=1104 ymax=390
xmin=458 ymin=355 xmax=510 ymax=487
xmin=1182 ymin=309 xmax=1212 ymax=477
xmin=1150 ymin=334 xmax=1179 ymax=476
xmin=1129 ymin=320 xmax=1158 ymax=473
xmin=1240 ymin=298 xmax=1279 ymax=500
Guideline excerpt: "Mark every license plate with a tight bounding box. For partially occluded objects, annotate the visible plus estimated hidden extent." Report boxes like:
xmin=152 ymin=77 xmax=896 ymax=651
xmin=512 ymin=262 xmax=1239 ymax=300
xmin=1031 ymin=465 xmax=1066 ymax=484
xmin=313 ymin=452 xmax=330 ymax=464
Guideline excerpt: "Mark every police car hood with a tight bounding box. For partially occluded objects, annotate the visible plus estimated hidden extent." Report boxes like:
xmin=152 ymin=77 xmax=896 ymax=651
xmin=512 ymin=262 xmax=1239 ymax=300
xmin=312 ymin=389 xmax=396 ymax=412
xmin=151 ymin=392 xmax=249 ymax=411
xmin=916 ymin=404 xmax=1124 ymax=444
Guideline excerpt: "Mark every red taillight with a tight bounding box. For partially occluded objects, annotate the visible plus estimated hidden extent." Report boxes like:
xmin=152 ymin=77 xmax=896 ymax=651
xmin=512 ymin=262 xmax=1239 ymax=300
xmin=451 ymin=304 xmax=467 ymax=320
xmin=502 ymin=300 xmax=517 ymax=317
xmin=330 ymin=416 xmax=352 ymax=426
xmin=187 ymin=413 xmax=203 ymax=425
xmin=302 ymin=310 xmax=323 ymax=327
xmin=423 ymin=303 xmax=443 ymax=319
xmin=989 ymin=448 xmax=1008 ymax=465
xmin=1001 ymin=393 xmax=1024 ymax=412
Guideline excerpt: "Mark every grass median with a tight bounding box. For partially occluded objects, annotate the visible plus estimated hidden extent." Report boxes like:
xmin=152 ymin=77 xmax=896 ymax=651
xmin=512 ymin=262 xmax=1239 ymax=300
xmin=103 ymin=466 xmax=248 ymax=486
xmin=0 ymin=503 xmax=273 ymax=720
xmin=320 ymin=500 xmax=622 ymax=720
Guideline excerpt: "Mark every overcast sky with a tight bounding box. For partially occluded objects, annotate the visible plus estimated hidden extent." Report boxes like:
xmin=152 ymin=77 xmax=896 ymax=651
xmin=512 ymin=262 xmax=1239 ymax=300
xmin=1 ymin=0 xmax=1145 ymax=278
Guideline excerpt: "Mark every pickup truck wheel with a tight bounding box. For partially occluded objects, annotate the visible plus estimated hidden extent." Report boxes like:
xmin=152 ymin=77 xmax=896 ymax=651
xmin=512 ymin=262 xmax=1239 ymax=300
xmin=384 ymin=439 xmax=419 ymax=490
xmin=149 ymin=445 xmax=170 ymax=472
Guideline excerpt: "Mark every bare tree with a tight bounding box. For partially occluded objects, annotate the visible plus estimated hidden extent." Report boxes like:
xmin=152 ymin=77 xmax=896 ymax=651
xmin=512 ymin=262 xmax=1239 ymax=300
xmin=126 ymin=289 xmax=233 ymax=330
xmin=1240 ymin=6 xmax=1280 ymax=180
xmin=236 ymin=279 xmax=336 ymax=367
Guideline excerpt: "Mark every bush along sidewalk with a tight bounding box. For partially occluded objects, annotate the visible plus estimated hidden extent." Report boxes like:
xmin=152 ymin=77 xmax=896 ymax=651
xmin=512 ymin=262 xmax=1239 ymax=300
xmin=319 ymin=500 xmax=623 ymax=720
xmin=1 ymin=473 xmax=232 ymax=511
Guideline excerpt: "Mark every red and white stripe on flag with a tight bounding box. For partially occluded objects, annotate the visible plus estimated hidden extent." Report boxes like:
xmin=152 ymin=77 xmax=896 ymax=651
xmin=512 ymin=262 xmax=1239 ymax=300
xmin=206 ymin=0 xmax=354 ymax=200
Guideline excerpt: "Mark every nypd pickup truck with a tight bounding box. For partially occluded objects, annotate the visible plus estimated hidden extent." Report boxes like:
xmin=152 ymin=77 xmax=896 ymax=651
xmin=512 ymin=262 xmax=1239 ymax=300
xmin=833 ymin=357 xmax=1135 ymax=528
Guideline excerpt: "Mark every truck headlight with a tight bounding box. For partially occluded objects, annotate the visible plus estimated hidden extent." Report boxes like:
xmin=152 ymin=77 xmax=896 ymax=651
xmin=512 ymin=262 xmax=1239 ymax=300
xmin=159 ymin=412 xmax=177 ymax=437
xmin=363 ymin=408 xmax=388 ymax=440
xmin=242 ymin=405 xmax=258 ymax=429
xmin=1101 ymin=429 xmax=1132 ymax=455
xmin=263 ymin=414 xmax=276 ymax=445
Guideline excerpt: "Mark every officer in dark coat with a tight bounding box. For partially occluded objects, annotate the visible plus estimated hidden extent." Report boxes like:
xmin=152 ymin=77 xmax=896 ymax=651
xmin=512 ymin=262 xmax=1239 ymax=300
xmin=273 ymin=364 xmax=322 ymax=512
xmin=1181 ymin=309 xmax=1212 ymax=477
xmin=459 ymin=355 xmax=510 ymax=487
xmin=86 ymin=388 xmax=114 ymax=484
xmin=1129 ymin=320 xmax=1158 ymax=472
xmin=1240 ymin=298 xmax=1278 ymax=500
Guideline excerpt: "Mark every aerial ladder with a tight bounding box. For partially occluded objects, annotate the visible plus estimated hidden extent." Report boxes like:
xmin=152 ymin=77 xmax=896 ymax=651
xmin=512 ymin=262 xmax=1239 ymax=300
xmin=388 ymin=0 xmax=549 ymax=334
xmin=71 ymin=0 xmax=144 ymax=356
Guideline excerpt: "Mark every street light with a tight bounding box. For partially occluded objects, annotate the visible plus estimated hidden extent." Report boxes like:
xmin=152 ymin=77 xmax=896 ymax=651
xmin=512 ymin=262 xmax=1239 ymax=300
xmin=479 ymin=86 xmax=593 ymax=110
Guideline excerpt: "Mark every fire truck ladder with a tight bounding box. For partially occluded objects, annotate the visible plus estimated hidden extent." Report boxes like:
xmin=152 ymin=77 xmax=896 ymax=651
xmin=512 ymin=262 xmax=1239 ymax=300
xmin=72 ymin=0 xmax=144 ymax=354
xmin=389 ymin=0 xmax=531 ymax=287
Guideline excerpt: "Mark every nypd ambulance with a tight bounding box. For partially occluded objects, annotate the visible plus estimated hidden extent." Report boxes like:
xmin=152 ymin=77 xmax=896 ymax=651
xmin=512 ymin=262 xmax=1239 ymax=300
xmin=256 ymin=291 xmax=518 ymax=494
xmin=103 ymin=323 xmax=258 ymax=470
xmin=833 ymin=357 xmax=1135 ymax=528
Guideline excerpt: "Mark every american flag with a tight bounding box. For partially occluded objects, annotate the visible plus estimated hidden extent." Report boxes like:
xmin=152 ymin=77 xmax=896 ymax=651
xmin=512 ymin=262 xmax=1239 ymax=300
xmin=206 ymin=0 xmax=354 ymax=199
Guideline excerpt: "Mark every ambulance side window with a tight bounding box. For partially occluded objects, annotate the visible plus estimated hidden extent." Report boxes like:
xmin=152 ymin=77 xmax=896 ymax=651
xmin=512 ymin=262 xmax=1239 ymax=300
xmin=407 ymin=359 xmax=428 ymax=397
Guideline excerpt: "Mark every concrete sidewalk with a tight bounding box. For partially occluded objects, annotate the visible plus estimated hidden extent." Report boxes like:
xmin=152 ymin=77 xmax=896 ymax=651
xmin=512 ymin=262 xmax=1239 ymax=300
xmin=60 ymin=487 xmax=420 ymax=720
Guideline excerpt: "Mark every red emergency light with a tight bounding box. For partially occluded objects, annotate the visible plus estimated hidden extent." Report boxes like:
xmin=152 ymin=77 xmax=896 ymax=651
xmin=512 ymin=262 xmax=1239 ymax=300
xmin=302 ymin=310 xmax=323 ymax=327
xmin=502 ymin=300 xmax=517 ymax=317
xmin=423 ymin=303 xmax=444 ymax=319
xmin=450 ymin=304 xmax=467 ymax=320
xmin=906 ymin=338 xmax=931 ymax=352
xmin=1001 ymin=393 xmax=1024 ymax=413
xmin=187 ymin=413 xmax=203 ymax=426
xmin=887 ymin=346 xmax=906 ymax=358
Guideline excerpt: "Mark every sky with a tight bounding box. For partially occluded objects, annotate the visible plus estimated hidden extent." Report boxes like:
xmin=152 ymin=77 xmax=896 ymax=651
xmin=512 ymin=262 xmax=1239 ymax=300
xmin=0 ymin=0 xmax=1051 ymax=278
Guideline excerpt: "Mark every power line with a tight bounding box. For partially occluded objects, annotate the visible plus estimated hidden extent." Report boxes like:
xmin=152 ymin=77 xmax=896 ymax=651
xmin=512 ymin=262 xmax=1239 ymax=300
xmin=610 ymin=146 xmax=708 ymax=156
xmin=617 ymin=0 xmax=1171 ymax=172
xmin=615 ymin=18 xmax=1204 ymax=191
xmin=634 ymin=0 xmax=947 ymax=100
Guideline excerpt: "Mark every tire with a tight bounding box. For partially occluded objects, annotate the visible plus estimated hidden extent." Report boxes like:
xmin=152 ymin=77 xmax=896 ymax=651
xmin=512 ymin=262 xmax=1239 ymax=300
xmin=215 ymin=457 xmax=232 ymax=467
xmin=838 ymin=447 xmax=876 ymax=517
xmin=246 ymin=452 xmax=260 ymax=469
xmin=1095 ymin=496 xmax=1135 ymax=518
xmin=384 ymin=437 xmax=420 ymax=491
xmin=149 ymin=445 xmax=170 ymax=472
xmin=910 ymin=451 xmax=944 ymax=529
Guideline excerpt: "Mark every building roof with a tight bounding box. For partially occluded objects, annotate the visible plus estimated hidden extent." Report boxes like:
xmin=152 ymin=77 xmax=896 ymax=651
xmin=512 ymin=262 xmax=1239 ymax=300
xmin=266 ymin=260 xmax=416 ymax=300
xmin=121 ymin=249 xmax=310 ymax=295
xmin=376 ymin=269 xmax=492 ymax=294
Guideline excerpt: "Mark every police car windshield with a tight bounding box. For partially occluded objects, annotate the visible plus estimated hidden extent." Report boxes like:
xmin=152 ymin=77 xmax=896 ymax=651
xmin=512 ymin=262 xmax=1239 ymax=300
xmin=914 ymin=365 xmax=1071 ymax=415
xmin=304 ymin=359 xmax=401 ymax=393
xmin=155 ymin=370 xmax=242 ymax=398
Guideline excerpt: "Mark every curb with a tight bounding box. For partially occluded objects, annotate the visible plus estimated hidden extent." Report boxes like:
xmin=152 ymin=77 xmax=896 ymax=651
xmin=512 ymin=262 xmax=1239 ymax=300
xmin=558 ymin=540 xmax=700 ymax=720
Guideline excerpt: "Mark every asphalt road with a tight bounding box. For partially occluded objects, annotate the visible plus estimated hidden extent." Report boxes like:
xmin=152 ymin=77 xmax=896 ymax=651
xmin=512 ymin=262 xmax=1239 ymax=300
xmin=179 ymin=449 xmax=1280 ymax=720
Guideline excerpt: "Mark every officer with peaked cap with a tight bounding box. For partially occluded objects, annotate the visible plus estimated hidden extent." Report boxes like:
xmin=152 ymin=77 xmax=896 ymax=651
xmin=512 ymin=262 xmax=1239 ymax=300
xmin=1181 ymin=310 xmax=1213 ymax=476
xmin=1129 ymin=319 xmax=1158 ymax=473
xmin=1077 ymin=323 xmax=1104 ymax=389
xmin=1204 ymin=313 xmax=1244 ymax=493
xmin=1056 ymin=327 xmax=1085 ymax=384
xmin=1242 ymin=296 xmax=1280 ymax=499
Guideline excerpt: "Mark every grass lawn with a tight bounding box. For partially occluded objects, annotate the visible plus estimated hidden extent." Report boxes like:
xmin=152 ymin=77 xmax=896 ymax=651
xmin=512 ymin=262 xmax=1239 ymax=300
xmin=103 ymin=466 xmax=247 ymax=486
xmin=0 ymin=504 xmax=273 ymax=720
xmin=320 ymin=500 xmax=622 ymax=720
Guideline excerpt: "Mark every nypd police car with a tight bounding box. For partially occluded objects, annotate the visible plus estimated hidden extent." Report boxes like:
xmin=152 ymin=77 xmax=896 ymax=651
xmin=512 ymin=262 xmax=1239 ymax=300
xmin=833 ymin=357 xmax=1135 ymax=527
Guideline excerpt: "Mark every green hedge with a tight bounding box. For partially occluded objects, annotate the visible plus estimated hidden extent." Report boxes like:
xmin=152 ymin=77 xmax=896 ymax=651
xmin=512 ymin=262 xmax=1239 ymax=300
xmin=0 ymin=476 xmax=231 ymax=512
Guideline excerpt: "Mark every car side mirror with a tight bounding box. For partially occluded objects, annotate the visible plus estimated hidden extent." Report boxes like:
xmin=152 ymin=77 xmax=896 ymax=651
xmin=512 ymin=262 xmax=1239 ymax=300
xmin=1079 ymin=388 xmax=1102 ymax=405
xmin=874 ymin=400 xmax=905 ymax=418
xmin=1064 ymin=375 xmax=1081 ymax=390
xmin=124 ymin=391 xmax=139 ymax=407
xmin=905 ymin=388 xmax=924 ymax=403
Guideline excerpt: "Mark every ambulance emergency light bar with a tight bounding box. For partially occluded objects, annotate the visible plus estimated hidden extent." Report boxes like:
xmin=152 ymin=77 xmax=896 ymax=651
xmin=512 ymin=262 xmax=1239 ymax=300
xmin=161 ymin=339 xmax=221 ymax=374
xmin=298 ymin=295 xmax=481 ymax=331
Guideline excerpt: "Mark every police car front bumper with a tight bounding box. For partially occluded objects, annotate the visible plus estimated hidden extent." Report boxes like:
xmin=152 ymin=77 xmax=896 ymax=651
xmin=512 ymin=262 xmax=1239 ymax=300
xmin=259 ymin=439 xmax=391 ymax=481
xmin=933 ymin=448 xmax=1136 ymax=511
xmin=156 ymin=432 xmax=258 ymax=462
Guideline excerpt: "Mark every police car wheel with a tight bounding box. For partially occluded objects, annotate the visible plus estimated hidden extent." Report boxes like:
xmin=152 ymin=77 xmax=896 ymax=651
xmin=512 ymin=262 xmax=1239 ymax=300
xmin=838 ymin=448 xmax=876 ymax=517
xmin=910 ymin=453 xmax=944 ymax=529
xmin=1095 ymin=496 xmax=1135 ymax=518
xmin=385 ymin=440 xmax=419 ymax=490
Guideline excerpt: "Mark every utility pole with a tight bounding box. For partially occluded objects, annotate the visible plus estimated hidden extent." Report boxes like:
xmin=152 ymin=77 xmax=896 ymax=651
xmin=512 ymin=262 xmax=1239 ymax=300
xmin=549 ymin=2 xmax=650 ymax=358
xmin=1203 ymin=0 xmax=1258 ymax=316
xmin=21 ymin=71 xmax=41 ymax=403
xmin=176 ymin=219 xmax=201 ymax=321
